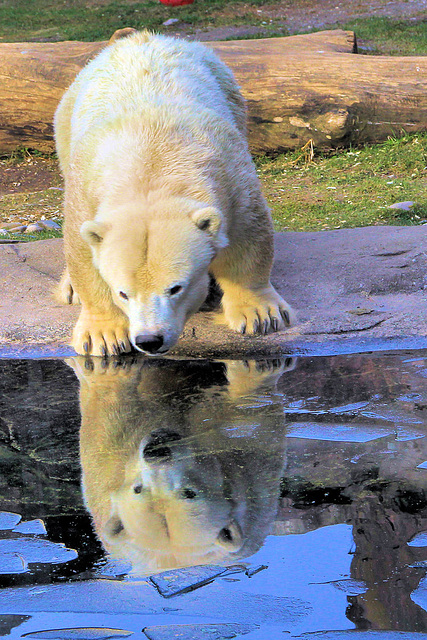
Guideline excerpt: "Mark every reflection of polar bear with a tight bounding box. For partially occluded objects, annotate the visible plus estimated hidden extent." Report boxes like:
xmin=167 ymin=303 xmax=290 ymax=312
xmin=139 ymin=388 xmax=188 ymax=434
xmin=70 ymin=357 xmax=295 ymax=575
xmin=55 ymin=29 xmax=294 ymax=357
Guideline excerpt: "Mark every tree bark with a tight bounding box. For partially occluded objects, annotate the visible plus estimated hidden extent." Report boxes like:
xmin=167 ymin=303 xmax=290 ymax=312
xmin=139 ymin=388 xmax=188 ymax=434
xmin=1 ymin=29 xmax=426 ymax=155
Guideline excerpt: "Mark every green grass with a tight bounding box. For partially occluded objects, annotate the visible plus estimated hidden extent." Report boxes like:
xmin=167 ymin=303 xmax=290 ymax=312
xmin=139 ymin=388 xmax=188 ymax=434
xmin=0 ymin=228 xmax=63 ymax=242
xmin=257 ymin=134 xmax=427 ymax=231
xmin=0 ymin=0 xmax=271 ymax=42
xmin=342 ymin=17 xmax=427 ymax=56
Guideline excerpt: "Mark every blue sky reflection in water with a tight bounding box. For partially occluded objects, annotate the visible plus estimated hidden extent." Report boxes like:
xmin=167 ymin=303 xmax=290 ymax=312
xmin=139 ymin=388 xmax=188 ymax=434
xmin=0 ymin=352 xmax=427 ymax=638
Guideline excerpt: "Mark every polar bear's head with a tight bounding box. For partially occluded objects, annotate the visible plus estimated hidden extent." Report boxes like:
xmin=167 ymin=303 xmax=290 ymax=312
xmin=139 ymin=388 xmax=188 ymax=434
xmin=81 ymin=197 xmax=228 ymax=355
xmin=101 ymin=428 xmax=248 ymax=571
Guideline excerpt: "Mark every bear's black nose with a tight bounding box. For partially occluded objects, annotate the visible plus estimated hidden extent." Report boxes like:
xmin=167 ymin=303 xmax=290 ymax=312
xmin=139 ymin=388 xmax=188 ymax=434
xmin=142 ymin=429 xmax=181 ymax=462
xmin=135 ymin=334 xmax=164 ymax=353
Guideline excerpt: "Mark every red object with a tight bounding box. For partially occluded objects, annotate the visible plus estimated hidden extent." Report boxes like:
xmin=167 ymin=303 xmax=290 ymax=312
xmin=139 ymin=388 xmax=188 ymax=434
xmin=159 ymin=0 xmax=194 ymax=5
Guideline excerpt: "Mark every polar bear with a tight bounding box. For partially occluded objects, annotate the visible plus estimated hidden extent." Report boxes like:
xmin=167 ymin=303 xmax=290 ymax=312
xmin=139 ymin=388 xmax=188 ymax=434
xmin=70 ymin=356 xmax=295 ymax=574
xmin=55 ymin=30 xmax=294 ymax=356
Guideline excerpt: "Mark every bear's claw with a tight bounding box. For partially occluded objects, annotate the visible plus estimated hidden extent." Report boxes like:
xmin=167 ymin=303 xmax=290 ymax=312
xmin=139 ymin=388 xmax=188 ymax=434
xmin=72 ymin=310 xmax=131 ymax=357
xmin=220 ymin=286 xmax=295 ymax=336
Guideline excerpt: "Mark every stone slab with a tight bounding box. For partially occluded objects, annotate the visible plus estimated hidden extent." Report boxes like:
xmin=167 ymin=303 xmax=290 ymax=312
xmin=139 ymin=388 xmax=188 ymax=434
xmin=1 ymin=226 xmax=427 ymax=358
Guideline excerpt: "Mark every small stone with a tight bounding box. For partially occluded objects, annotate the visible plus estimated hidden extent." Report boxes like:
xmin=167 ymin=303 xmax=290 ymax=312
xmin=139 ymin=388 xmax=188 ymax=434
xmin=388 ymin=201 xmax=415 ymax=211
xmin=163 ymin=18 xmax=179 ymax=26
xmin=9 ymin=225 xmax=27 ymax=233
xmin=13 ymin=519 xmax=47 ymax=536
xmin=143 ymin=623 xmax=256 ymax=640
xmin=0 ymin=512 xmax=21 ymax=530
xmin=39 ymin=219 xmax=61 ymax=230
xmin=25 ymin=223 xmax=43 ymax=234
xmin=0 ymin=222 xmax=26 ymax=229
xmin=149 ymin=565 xmax=227 ymax=597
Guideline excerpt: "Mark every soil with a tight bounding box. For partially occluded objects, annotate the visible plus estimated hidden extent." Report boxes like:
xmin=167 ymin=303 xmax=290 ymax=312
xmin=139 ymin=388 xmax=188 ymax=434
xmin=1 ymin=0 xmax=426 ymax=224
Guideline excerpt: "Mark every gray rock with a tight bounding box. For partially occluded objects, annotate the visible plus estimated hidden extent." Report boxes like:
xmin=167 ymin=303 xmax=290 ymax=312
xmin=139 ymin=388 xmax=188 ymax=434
xmin=21 ymin=628 xmax=133 ymax=639
xmin=39 ymin=219 xmax=61 ymax=230
xmin=388 ymin=201 xmax=415 ymax=211
xmin=13 ymin=518 xmax=47 ymax=536
xmin=25 ymin=223 xmax=44 ymax=234
xmin=299 ymin=634 xmax=427 ymax=640
xmin=408 ymin=531 xmax=427 ymax=547
xmin=0 ymin=537 xmax=77 ymax=565
xmin=149 ymin=565 xmax=227 ymax=597
xmin=163 ymin=18 xmax=179 ymax=26
xmin=143 ymin=623 xmax=256 ymax=640
xmin=0 ymin=552 xmax=27 ymax=574
xmin=9 ymin=225 xmax=27 ymax=233
xmin=0 ymin=511 xmax=21 ymax=530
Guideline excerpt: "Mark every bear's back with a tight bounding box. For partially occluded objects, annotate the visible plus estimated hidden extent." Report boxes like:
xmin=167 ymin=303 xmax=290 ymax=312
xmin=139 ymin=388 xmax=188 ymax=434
xmin=68 ymin=32 xmax=240 ymax=145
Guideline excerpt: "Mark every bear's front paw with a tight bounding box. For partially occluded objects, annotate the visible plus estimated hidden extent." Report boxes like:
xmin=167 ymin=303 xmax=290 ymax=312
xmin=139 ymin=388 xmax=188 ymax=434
xmin=221 ymin=286 xmax=295 ymax=335
xmin=72 ymin=309 xmax=131 ymax=356
xmin=226 ymin=357 xmax=296 ymax=398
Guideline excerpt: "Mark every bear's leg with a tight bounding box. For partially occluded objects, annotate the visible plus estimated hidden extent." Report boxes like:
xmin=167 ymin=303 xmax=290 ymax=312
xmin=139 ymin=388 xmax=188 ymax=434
xmin=211 ymin=229 xmax=295 ymax=336
xmin=54 ymin=269 xmax=81 ymax=305
xmin=65 ymin=241 xmax=131 ymax=356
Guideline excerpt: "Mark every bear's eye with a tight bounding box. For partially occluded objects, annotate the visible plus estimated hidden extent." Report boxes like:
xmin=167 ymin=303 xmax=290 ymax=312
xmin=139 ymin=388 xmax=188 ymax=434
xmin=169 ymin=285 xmax=183 ymax=296
xmin=133 ymin=483 xmax=143 ymax=494
xmin=119 ymin=291 xmax=129 ymax=300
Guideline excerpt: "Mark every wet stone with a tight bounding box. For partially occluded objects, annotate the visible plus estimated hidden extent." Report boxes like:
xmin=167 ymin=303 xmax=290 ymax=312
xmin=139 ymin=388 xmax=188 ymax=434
xmin=0 ymin=537 xmax=77 ymax=565
xmin=328 ymin=579 xmax=368 ymax=595
xmin=13 ymin=519 xmax=47 ymax=536
xmin=143 ymin=623 xmax=257 ymax=640
xmin=21 ymin=628 xmax=133 ymax=639
xmin=0 ymin=615 xmax=31 ymax=635
xmin=149 ymin=565 xmax=228 ymax=597
xmin=94 ymin=558 xmax=132 ymax=579
xmin=0 ymin=552 xmax=27 ymax=574
xmin=245 ymin=565 xmax=268 ymax=578
xmin=299 ymin=633 xmax=427 ymax=639
xmin=408 ymin=532 xmax=427 ymax=547
xmin=0 ymin=511 xmax=21 ymax=530
xmin=286 ymin=421 xmax=394 ymax=443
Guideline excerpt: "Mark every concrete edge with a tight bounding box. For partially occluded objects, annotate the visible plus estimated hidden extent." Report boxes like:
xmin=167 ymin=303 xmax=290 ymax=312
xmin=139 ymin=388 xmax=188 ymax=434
xmin=2 ymin=336 xmax=427 ymax=360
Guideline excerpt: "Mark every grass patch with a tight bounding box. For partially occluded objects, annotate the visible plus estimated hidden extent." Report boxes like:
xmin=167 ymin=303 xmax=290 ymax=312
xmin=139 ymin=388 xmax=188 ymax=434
xmin=0 ymin=188 xmax=63 ymax=225
xmin=257 ymin=134 xmax=427 ymax=232
xmin=0 ymin=0 xmax=272 ymax=42
xmin=0 ymin=228 xmax=63 ymax=243
xmin=342 ymin=17 xmax=427 ymax=56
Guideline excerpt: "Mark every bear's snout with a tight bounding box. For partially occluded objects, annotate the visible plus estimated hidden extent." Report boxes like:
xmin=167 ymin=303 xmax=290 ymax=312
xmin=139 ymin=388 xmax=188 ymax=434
xmin=134 ymin=333 xmax=165 ymax=354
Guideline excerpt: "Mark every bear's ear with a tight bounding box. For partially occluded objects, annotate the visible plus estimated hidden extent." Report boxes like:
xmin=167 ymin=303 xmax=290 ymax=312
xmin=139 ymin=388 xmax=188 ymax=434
xmin=191 ymin=207 xmax=228 ymax=249
xmin=80 ymin=221 xmax=108 ymax=246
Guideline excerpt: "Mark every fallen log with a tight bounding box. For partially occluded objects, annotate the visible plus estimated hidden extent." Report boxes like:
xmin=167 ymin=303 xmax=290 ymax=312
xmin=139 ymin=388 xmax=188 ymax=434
xmin=1 ymin=29 xmax=427 ymax=155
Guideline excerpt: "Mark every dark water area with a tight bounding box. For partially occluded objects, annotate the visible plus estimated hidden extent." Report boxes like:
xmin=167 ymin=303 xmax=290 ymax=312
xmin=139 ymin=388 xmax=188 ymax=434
xmin=1 ymin=352 xmax=427 ymax=639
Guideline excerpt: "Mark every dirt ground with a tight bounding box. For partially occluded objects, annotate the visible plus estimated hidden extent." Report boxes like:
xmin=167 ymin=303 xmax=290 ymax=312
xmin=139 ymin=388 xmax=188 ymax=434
xmin=1 ymin=0 xmax=426 ymax=226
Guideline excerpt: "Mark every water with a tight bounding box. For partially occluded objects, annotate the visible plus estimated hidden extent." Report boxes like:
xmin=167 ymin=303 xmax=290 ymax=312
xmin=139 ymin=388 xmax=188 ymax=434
xmin=0 ymin=352 xmax=427 ymax=639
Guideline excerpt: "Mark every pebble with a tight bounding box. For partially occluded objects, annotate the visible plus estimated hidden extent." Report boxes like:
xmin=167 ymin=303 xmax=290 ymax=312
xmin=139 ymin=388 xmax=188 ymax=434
xmin=163 ymin=18 xmax=179 ymax=26
xmin=0 ymin=218 xmax=61 ymax=236
xmin=389 ymin=201 xmax=415 ymax=211
xmin=25 ymin=223 xmax=44 ymax=234
xmin=8 ymin=225 xmax=27 ymax=233
xmin=39 ymin=219 xmax=61 ymax=230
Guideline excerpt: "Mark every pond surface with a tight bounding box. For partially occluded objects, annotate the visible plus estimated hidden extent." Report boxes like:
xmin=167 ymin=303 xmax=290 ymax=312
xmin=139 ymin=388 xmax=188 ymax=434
xmin=1 ymin=351 xmax=427 ymax=639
